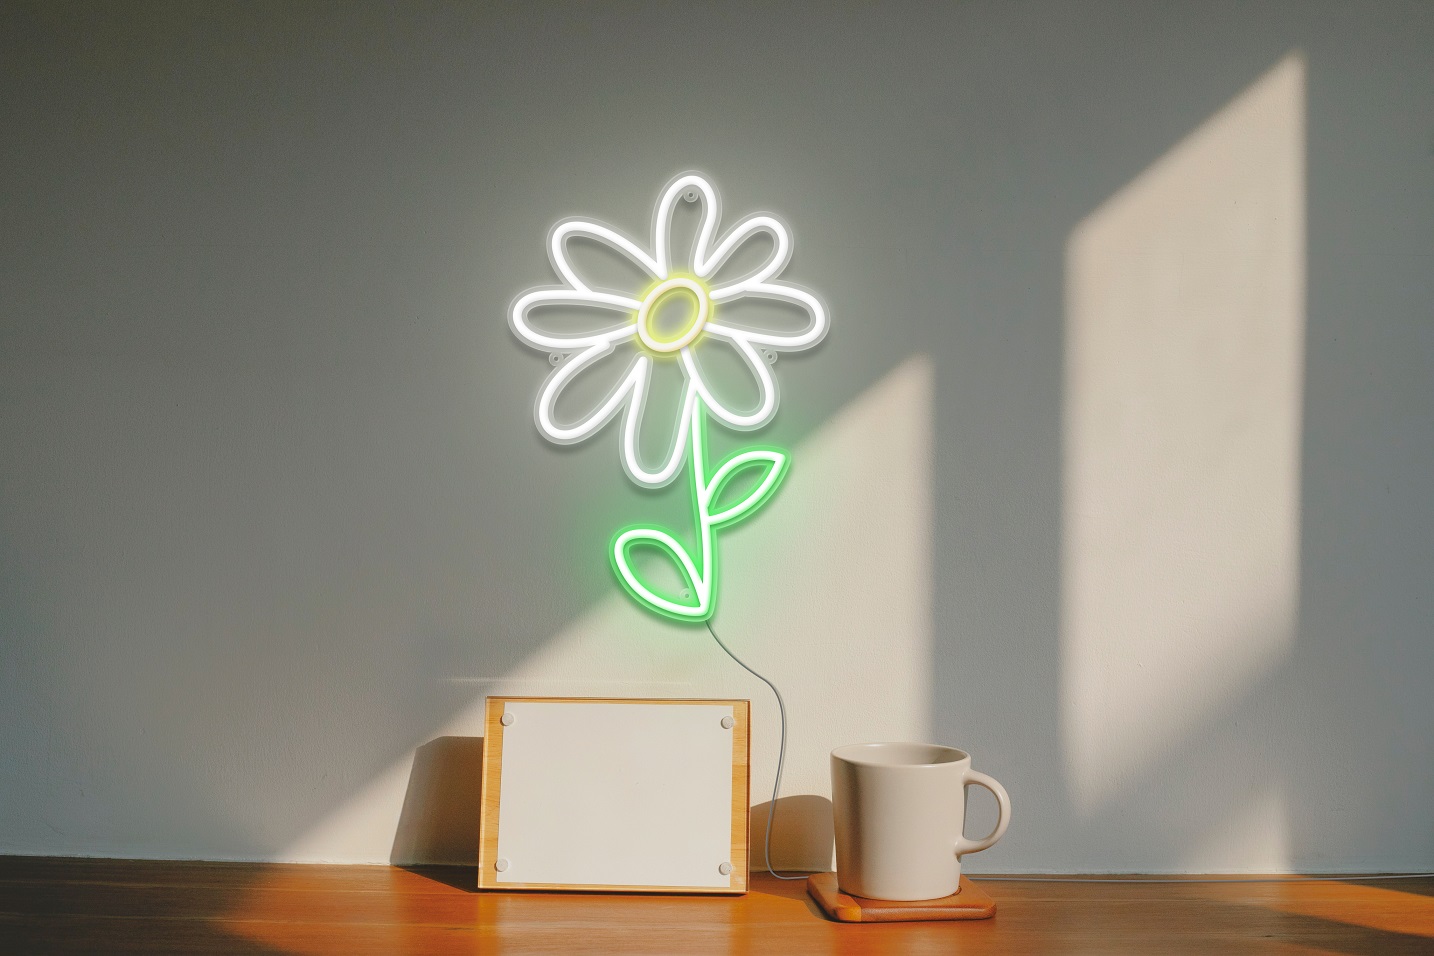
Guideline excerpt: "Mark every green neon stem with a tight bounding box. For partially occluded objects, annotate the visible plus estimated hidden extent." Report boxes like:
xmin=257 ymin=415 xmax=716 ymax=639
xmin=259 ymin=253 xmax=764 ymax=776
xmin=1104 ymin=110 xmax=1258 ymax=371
xmin=611 ymin=399 xmax=788 ymax=622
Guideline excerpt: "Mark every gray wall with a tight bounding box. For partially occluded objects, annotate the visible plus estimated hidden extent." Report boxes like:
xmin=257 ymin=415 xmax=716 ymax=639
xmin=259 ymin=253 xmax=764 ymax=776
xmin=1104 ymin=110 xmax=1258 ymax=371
xmin=1 ymin=0 xmax=1430 ymax=872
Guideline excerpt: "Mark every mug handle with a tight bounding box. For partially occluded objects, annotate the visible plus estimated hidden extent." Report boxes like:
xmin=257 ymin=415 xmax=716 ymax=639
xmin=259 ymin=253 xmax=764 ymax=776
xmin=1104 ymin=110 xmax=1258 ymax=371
xmin=955 ymin=769 xmax=1011 ymax=857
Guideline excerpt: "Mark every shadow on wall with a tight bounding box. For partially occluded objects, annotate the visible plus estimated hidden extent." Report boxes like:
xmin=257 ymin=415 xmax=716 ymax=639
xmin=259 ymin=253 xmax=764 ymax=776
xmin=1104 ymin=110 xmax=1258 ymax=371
xmin=749 ymin=795 xmax=834 ymax=874
xmin=391 ymin=737 xmax=485 ymax=867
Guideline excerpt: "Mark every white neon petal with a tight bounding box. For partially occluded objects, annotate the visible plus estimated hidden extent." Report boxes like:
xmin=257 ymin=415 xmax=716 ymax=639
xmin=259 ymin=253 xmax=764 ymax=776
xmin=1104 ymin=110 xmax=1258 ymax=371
xmin=535 ymin=344 xmax=646 ymax=444
xmin=549 ymin=220 xmax=661 ymax=293
xmin=681 ymin=334 xmax=777 ymax=431
xmin=511 ymin=288 xmax=640 ymax=351
xmin=653 ymin=173 xmax=719 ymax=278
xmin=706 ymin=281 xmax=828 ymax=349
xmin=701 ymin=215 xmax=791 ymax=295
xmin=620 ymin=378 xmax=698 ymax=487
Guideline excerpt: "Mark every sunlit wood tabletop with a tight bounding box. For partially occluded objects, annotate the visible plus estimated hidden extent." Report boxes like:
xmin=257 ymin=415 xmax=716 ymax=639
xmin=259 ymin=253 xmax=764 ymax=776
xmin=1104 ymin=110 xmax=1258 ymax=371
xmin=3 ymin=856 xmax=1433 ymax=954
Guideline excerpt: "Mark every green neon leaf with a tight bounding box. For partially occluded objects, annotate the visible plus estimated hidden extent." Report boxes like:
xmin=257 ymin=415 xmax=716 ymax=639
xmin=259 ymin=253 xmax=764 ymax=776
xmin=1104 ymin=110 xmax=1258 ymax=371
xmin=609 ymin=526 xmax=711 ymax=621
xmin=704 ymin=448 xmax=788 ymax=527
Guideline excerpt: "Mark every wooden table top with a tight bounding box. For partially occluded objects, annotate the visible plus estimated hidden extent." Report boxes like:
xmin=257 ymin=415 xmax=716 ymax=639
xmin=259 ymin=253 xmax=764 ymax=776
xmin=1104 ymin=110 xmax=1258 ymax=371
xmin=3 ymin=856 xmax=1433 ymax=955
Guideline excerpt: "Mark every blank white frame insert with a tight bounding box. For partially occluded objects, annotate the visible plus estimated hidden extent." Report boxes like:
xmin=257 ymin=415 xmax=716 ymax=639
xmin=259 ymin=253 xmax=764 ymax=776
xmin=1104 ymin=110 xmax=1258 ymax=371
xmin=479 ymin=697 xmax=750 ymax=893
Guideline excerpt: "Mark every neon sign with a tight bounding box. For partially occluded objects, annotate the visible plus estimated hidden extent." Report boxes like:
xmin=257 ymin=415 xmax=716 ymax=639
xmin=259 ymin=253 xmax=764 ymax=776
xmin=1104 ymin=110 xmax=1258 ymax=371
xmin=510 ymin=172 xmax=827 ymax=621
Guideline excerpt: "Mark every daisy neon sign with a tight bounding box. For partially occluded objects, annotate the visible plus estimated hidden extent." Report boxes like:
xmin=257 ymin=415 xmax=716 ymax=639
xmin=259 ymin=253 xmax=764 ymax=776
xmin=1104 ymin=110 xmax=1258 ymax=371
xmin=509 ymin=172 xmax=827 ymax=621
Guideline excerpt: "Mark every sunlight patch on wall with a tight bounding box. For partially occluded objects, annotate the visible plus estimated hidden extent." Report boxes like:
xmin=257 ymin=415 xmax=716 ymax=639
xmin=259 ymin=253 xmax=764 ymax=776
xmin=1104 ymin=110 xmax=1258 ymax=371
xmin=277 ymin=355 xmax=934 ymax=867
xmin=1061 ymin=55 xmax=1306 ymax=823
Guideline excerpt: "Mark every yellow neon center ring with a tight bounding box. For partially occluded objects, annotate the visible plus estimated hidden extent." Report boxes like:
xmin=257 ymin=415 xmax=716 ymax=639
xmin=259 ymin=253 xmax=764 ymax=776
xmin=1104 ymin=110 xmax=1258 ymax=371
xmin=637 ymin=277 xmax=709 ymax=353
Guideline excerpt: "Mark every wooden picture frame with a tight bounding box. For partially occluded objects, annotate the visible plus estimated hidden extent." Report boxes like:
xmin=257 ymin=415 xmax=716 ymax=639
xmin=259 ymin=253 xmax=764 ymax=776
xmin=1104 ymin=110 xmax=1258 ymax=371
xmin=478 ymin=697 xmax=751 ymax=894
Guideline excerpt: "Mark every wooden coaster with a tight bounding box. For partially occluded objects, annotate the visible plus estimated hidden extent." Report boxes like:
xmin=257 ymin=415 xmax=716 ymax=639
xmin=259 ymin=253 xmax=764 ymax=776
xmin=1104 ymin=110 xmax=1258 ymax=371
xmin=806 ymin=872 xmax=996 ymax=922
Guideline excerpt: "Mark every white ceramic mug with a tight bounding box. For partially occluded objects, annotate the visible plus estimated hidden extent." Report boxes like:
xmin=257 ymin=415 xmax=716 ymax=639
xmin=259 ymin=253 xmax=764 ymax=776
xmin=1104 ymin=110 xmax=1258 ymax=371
xmin=831 ymin=742 xmax=1011 ymax=901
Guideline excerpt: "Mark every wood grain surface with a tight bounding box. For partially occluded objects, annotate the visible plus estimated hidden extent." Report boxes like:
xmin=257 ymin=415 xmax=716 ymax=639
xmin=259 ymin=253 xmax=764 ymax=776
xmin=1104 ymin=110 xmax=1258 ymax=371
xmin=4 ymin=856 xmax=1434 ymax=955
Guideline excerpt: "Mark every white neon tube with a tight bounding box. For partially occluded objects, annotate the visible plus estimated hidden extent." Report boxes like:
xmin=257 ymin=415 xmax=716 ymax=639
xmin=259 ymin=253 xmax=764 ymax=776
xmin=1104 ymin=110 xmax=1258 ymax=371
xmin=509 ymin=171 xmax=828 ymax=490
xmin=550 ymin=220 xmax=660 ymax=292
xmin=680 ymin=334 xmax=777 ymax=431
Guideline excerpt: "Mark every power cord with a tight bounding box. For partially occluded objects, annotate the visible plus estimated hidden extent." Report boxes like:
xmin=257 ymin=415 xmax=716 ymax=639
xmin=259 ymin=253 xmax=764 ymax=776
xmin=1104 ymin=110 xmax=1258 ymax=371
xmin=706 ymin=619 xmax=805 ymax=880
